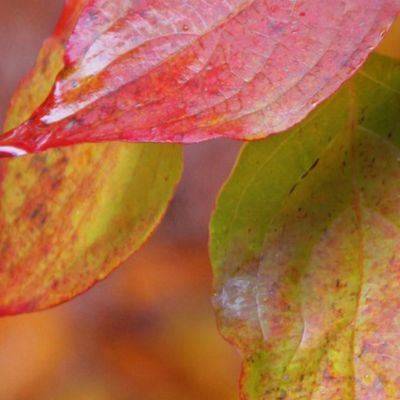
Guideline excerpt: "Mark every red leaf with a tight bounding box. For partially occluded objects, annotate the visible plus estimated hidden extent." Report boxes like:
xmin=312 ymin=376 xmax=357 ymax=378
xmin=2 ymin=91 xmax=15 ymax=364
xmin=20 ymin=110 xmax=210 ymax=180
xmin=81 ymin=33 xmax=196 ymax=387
xmin=1 ymin=0 xmax=399 ymax=156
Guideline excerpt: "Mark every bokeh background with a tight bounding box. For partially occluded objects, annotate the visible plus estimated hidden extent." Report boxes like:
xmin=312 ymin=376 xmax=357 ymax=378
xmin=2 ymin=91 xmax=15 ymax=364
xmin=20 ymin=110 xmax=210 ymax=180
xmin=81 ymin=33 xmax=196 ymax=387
xmin=0 ymin=2 xmax=398 ymax=399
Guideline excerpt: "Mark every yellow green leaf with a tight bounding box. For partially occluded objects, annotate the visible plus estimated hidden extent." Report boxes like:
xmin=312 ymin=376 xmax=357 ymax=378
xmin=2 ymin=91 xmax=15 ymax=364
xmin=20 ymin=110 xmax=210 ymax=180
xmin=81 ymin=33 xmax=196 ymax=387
xmin=211 ymin=54 xmax=400 ymax=399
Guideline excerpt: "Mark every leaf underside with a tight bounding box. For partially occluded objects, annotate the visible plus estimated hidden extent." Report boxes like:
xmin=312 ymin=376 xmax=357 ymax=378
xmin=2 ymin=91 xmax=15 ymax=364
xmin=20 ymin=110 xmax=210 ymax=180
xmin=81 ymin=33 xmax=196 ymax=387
xmin=211 ymin=54 xmax=400 ymax=399
xmin=0 ymin=0 xmax=399 ymax=156
xmin=0 ymin=0 xmax=182 ymax=315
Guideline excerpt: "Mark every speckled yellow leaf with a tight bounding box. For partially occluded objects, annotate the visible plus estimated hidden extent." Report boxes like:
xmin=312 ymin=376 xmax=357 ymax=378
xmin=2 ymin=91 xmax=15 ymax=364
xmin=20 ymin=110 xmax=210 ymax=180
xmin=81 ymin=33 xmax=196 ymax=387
xmin=211 ymin=54 xmax=400 ymax=399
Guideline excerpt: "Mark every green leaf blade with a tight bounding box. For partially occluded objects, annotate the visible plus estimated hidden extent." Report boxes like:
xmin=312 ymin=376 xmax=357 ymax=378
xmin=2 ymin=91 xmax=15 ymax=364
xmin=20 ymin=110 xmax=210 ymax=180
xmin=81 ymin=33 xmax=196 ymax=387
xmin=210 ymin=54 xmax=400 ymax=399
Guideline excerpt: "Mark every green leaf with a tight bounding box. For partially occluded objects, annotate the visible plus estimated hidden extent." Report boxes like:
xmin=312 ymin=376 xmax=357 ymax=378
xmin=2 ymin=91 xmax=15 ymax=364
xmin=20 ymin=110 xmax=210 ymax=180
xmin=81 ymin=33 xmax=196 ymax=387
xmin=210 ymin=54 xmax=400 ymax=399
xmin=0 ymin=5 xmax=183 ymax=315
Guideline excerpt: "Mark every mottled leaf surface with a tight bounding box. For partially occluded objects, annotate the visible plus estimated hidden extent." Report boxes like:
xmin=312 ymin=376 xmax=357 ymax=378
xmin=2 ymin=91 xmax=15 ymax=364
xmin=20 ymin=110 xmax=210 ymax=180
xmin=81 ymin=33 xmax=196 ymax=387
xmin=0 ymin=0 xmax=399 ymax=156
xmin=211 ymin=54 xmax=400 ymax=399
xmin=0 ymin=0 xmax=182 ymax=315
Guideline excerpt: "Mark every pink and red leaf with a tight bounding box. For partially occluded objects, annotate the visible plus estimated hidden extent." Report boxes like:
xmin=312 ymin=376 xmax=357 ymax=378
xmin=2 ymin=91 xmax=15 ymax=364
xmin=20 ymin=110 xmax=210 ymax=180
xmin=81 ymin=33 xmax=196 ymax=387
xmin=1 ymin=0 xmax=399 ymax=156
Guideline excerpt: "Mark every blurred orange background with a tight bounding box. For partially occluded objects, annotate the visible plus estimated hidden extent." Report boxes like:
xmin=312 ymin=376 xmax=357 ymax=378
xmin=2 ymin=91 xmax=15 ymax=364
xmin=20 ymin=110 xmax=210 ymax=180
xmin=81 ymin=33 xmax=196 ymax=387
xmin=0 ymin=2 xmax=398 ymax=399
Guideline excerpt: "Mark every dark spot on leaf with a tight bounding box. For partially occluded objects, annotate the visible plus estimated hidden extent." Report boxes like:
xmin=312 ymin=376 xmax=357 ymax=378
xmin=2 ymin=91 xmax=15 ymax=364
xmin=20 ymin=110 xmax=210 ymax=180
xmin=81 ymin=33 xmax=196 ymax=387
xmin=30 ymin=207 xmax=41 ymax=219
xmin=289 ymin=183 xmax=297 ymax=195
xmin=301 ymin=158 xmax=319 ymax=180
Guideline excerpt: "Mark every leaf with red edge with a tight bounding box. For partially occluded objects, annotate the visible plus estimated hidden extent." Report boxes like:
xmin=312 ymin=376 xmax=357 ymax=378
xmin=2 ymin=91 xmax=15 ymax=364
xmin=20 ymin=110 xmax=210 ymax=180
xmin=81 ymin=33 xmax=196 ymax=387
xmin=0 ymin=0 xmax=182 ymax=315
xmin=1 ymin=0 xmax=399 ymax=156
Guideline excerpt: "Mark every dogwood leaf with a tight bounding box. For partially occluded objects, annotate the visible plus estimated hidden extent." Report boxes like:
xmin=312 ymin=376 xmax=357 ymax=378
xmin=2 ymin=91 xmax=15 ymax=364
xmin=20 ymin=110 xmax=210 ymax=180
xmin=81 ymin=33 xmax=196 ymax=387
xmin=0 ymin=0 xmax=182 ymax=315
xmin=0 ymin=0 xmax=399 ymax=156
xmin=211 ymin=54 xmax=400 ymax=399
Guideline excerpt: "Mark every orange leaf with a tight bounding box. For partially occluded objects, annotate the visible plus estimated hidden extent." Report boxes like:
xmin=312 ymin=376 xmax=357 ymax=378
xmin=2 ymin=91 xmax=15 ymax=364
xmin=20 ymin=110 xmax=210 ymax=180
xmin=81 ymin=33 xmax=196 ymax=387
xmin=0 ymin=0 xmax=182 ymax=314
